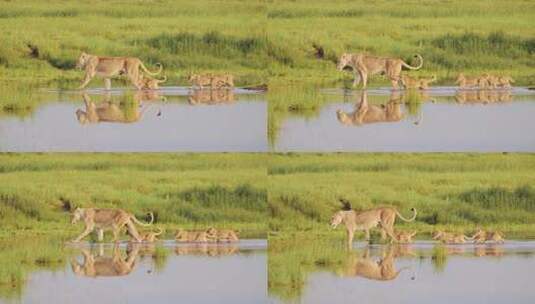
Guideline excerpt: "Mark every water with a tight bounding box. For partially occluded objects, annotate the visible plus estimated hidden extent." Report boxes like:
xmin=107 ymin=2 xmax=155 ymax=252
xmin=273 ymin=87 xmax=535 ymax=152
xmin=0 ymin=87 xmax=267 ymax=152
xmin=268 ymin=240 xmax=535 ymax=304
xmin=0 ymin=240 xmax=267 ymax=304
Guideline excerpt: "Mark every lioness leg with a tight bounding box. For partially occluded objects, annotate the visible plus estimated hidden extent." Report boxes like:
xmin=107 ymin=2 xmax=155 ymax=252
xmin=360 ymin=71 xmax=368 ymax=89
xmin=364 ymin=229 xmax=370 ymax=242
xmin=352 ymin=70 xmax=361 ymax=87
xmin=125 ymin=221 xmax=142 ymax=242
xmin=97 ymin=229 xmax=104 ymax=242
xmin=78 ymin=70 xmax=96 ymax=89
xmin=104 ymin=78 xmax=112 ymax=91
xmin=381 ymin=224 xmax=398 ymax=244
xmin=74 ymin=224 xmax=95 ymax=242
xmin=346 ymin=229 xmax=354 ymax=248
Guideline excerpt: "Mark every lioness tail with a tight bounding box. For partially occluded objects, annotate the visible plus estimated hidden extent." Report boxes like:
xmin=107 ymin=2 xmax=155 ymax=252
xmin=396 ymin=208 xmax=417 ymax=222
xmin=131 ymin=212 xmax=154 ymax=227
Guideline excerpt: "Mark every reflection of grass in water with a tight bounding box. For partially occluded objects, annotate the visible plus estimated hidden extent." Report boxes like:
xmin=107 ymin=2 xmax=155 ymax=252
xmin=268 ymin=82 xmax=328 ymax=148
xmin=152 ymin=246 xmax=170 ymax=273
xmin=404 ymin=89 xmax=423 ymax=118
xmin=268 ymin=237 xmax=349 ymax=301
xmin=0 ymin=238 xmax=66 ymax=301
xmin=431 ymin=245 xmax=448 ymax=273
xmin=0 ymin=82 xmax=45 ymax=118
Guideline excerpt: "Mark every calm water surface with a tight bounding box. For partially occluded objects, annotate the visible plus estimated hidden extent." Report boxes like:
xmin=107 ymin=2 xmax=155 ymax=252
xmin=0 ymin=87 xmax=266 ymax=152
xmin=274 ymin=87 xmax=535 ymax=152
xmin=268 ymin=240 xmax=535 ymax=304
xmin=0 ymin=240 xmax=267 ymax=304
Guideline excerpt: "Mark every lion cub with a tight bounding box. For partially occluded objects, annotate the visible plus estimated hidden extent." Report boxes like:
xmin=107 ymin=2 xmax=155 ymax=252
xmin=471 ymin=229 xmax=505 ymax=244
xmin=206 ymin=227 xmax=239 ymax=242
xmin=486 ymin=75 xmax=514 ymax=89
xmin=138 ymin=75 xmax=167 ymax=90
xmin=189 ymin=74 xmax=234 ymax=89
xmin=401 ymin=75 xmax=436 ymax=90
xmin=394 ymin=230 xmax=417 ymax=243
xmin=140 ymin=227 xmax=164 ymax=242
xmin=432 ymin=230 xmax=471 ymax=244
xmin=175 ymin=228 xmax=215 ymax=243
xmin=456 ymin=73 xmax=488 ymax=89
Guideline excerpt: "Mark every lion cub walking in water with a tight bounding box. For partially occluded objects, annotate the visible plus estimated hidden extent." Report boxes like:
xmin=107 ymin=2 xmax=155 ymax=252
xmin=401 ymin=75 xmax=436 ymax=90
xmin=140 ymin=227 xmax=164 ymax=242
xmin=471 ymin=229 xmax=505 ymax=244
xmin=432 ymin=230 xmax=472 ymax=244
xmin=188 ymin=74 xmax=234 ymax=89
xmin=138 ymin=75 xmax=167 ymax=90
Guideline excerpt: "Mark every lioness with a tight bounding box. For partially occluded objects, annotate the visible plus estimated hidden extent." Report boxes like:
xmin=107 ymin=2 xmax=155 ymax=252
xmin=432 ymin=231 xmax=471 ymax=244
xmin=138 ymin=75 xmax=167 ymax=90
xmin=206 ymin=227 xmax=239 ymax=242
xmin=71 ymin=244 xmax=139 ymax=277
xmin=330 ymin=206 xmax=417 ymax=247
xmin=336 ymin=91 xmax=404 ymax=126
xmin=76 ymin=52 xmax=163 ymax=90
xmin=395 ymin=230 xmax=417 ymax=243
xmin=401 ymin=75 xmax=436 ymax=90
xmin=70 ymin=207 xmax=154 ymax=242
xmin=337 ymin=53 xmax=423 ymax=89
xmin=471 ymin=229 xmax=505 ymax=244
xmin=141 ymin=227 xmax=164 ymax=242
xmin=175 ymin=228 xmax=215 ymax=243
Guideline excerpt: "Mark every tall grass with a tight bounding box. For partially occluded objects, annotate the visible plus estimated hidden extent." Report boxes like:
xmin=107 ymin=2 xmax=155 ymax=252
xmin=269 ymin=153 xmax=535 ymax=236
xmin=0 ymin=153 xmax=268 ymax=238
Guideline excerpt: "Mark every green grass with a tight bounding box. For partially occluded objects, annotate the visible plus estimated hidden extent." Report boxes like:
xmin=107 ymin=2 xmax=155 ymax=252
xmin=269 ymin=153 xmax=535 ymax=237
xmin=0 ymin=153 xmax=268 ymax=240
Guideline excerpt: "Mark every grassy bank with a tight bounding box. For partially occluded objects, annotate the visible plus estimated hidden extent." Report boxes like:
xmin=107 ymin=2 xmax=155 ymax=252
xmin=0 ymin=0 xmax=533 ymax=88
xmin=0 ymin=153 xmax=268 ymax=240
xmin=267 ymin=0 xmax=535 ymax=86
xmin=0 ymin=0 xmax=268 ymax=87
xmin=269 ymin=153 xmax=535 ymax=238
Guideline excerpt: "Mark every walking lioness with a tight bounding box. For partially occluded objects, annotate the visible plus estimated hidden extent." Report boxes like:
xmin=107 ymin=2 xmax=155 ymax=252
xmin=71 ymin=208 xmax=154 ymax=242
xmin=330 ymin=202 xmax=417 ymax=247
xmin=76 ymin=52 xmax=163 ymax=90
xmin=337 ymin=53 xmax=423 ymax=89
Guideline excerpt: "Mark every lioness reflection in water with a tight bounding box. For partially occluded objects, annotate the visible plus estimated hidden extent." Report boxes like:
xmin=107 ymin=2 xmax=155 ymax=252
xmin=76 ymin=91 xmax=164 ymax=124
xmin=188 ymin=88 xmax=234 ymax=105
xmin=336 ymin=91 xmax=425 ymax=126
xmin=71 ymin=243 xmax=140 ymax=277
xmin=336 ymin=245 xmax=410 ymax=281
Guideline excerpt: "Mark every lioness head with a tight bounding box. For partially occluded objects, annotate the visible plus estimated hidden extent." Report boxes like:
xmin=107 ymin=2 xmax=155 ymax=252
xmin=337 ymin=53 xmax=353 ymax=71
xmin=71 ymin=207 xmax=84 ymax=224
xmin=76 ymin=52 xmax=90 ymax=70
xmin=330 ymin=211 xmax=344 ymax=229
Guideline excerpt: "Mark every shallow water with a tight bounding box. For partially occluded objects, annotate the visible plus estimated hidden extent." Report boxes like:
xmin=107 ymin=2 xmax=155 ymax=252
xmin=268 ymin=240 xmax=535 ymax=304
xmin=274 ymin=87 xmax=535 ymax=152
xmin=0 ymin=240 xmax=267 ymax=304
xmin=0 ymin=87 xmax=266 ymax=152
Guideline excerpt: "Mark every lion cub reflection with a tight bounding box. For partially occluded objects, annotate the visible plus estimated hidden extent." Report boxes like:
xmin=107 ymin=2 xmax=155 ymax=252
xmin=71 ymin=244 xmax=139 ymax=277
